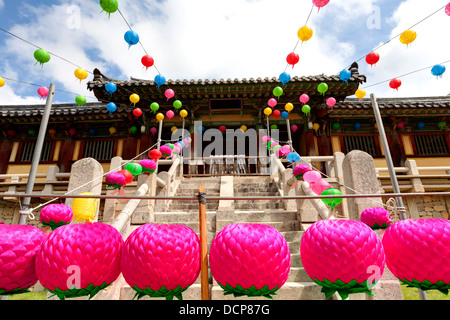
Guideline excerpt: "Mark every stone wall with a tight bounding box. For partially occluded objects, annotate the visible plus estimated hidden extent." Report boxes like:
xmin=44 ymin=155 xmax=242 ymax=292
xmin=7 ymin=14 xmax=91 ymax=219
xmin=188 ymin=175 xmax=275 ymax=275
xmin=0 ymin=199 xmax=48 ymax=227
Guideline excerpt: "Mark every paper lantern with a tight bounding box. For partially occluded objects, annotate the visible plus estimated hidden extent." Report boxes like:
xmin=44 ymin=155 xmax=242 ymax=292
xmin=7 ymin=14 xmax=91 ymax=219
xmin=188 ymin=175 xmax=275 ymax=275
xmin=210 ymin=223 xmax=290 ymax=298
xmin=219 ymin=125 xmax=227 ymax=133
xmin=286 ymin=152 xmax=300 ymax=163
xmin=290 ymin=124 xmax=298 ymax=133
xmin=303 ymin=170 xmax=322 ymax=184
xmin=417 ymin=121 xmax=425 ymax=130
xmin=332 ymin=122 xmax=340 ymax=130
xmin=109 ymin=127 xmax=117 ymax=135
xmin=355 ymin=88 xmax=366 ymax=101
xmin=36 ymin=222 xmax=123 ymax=300
xmin=71 ymin=192 xmax=98 ymax=223
xmin=75 ymin=95 xmax=86 ymax=107
xmin=74 ymin=68 xmax=88 ymax=82
xmin=310 ymin=179 xmax=332 ymax=195
xmin=264 ymin=107 xmax=272 ymax=116
xmin=156 ymin=113 xmax=164 ymax=121
xmin=240 ymin=125 xmax=247 ymax=133
xmin=268 ymin=98 xmax=277 ymax=108
xmin=150 ymin=102 xmax=159 ymax=113
xmin=293 ymin=164 xmax=311 ymax=180
xmin=99 ymin=0 xmax=118 ymax=18
xmin=140 ymin=159 xmax=157 ymax=175
xmin=125 ymin=162 xmax=143 ymax=177
xmin=149 ymin=149 xmax=162 ymax=161
xmin=0 ymin=225 xmax=46 ymax=295
xmin=280 ymin=111 xmax=289 ymax=120
xmin=165 ymin=89 xmax=175 ymax=101
xmin=173 ymin=100 xmax=182 ymax=110
xmin=150 ymin=127 xmax=157 ymax=136
xmin=141 ymin=54 xmax=154 ymax=70
xmin=286 ymin=52 xmax=300 ymax=69
xmin=320 ymin=188 xmax=343 ymax=211
xmin=382 ymin=219 xmax=450 ymax=294
xmin=40 ymin=203 xmax=73 ymax=231
xmin=130 ymin=93 xmax=140 ymax=106
xmin=171 ymin=126 xmax=178 ymax=133
xmin=285 ymin=102 xmax=294 ymax=112
xmin=105 ymin=172 xmax=126 ymax=190
xmin=339 ymin=69 xmax=351 ymax=84
xmin=431 ymin=64 xmax=446 ymax=78
xmin=106 ymin=102 xmax=117 ymax=114
xmin=389 ymin=78 xmax=402 ymax=91
xmin=313 ymin=123 xmax=320 ymax=132
xmin=301 ymin=104 xmax=311 ymax=115
xmin=438 ymin=121 xmax=447 ymax=130
xmin=0 ymin=76 xmax=5 ymax=87
xmin=399 ymin=30 xmax=416 ymax=46
xmin=154 ymin=74 xmax=166 ymax=89
xmin=105 ymin=82 xmax=117 ymax=95
xmin=446 ymin=2 xmax=450 ymax=16
xmin=34 ymin=48 xmax=50 ymax=66
xmin=117 ymin=169 xmax=133 ymax=185
xmin=360 ymin=207 xmax=392 ymax=230
xmin=270 ymin=124 xmax=278 ymax=130
xmin=301 ymin=219 xmax=385 ymax=299
xmin=272 ymin=109 xmax=281 ymax=118
xmin=129 ymin=126 xmax=137 ymax=134
xmin=279 ymin=72 xmax=290 ymax=86
xmin=124 ymin=30 xmax=139 ymax=49
xmin=365 ymin=52 xmax=380 ymax=67
xmin=179 ymin=109 xmax=188 ymax=118
xmin=159 ymin=145 xmax=173 ymax=158
xmin=317 ymin=82 xmax=328 ymax=96
xmin=273 ymin=86 xmax=283 ymax=99
xmin=166 ymin=110 xmax=175 ymax=119
xmin=297 ymin=25 xmax=313 ymax=43
xmin=326 ymin=97 xmax=336 ymax=108
xmin=121 ymin=223 xmax=200 ymax=300
xmin=312 ymin=0 xmax=330 ymax=12
xmin=37 ymin=86 xmax=49 ymax=99
xmin=299 ymin=93 xmax=309 ymax=104
xmin=133 ymin=108 xmax=143 ymax=118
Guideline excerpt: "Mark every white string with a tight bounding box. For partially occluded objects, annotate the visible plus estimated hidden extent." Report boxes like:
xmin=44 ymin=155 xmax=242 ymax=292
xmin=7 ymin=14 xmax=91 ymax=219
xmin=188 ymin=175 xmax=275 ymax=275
xmin=29 ymin=142 xmax=160 ymax=213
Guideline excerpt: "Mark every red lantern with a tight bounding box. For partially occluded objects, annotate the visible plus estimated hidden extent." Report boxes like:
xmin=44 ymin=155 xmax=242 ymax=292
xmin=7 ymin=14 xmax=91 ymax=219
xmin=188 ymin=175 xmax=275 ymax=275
xmin=286 ymin=52 xmax=300 ymax=69
xmin=273 ymin=109 xmax=281 ymax=118
xmin=389 ymin=78 xmax=402 ymax=91
xmin=149 ymin=149 xmax=162 ymax=161
xmin=117 ymin=169 xmax=133 ymax=185
xmin=219 ymin=126 xmax=226 ymax=133
xmin=141 ymin=55 xmax=154 ymax=71
xmin=365 ymin=52 xmax=380 ymax=67
xmin=133 ymin=108 xmax=142 ymax=118
xmin=69 ymin=128 xmax=76 ymax=136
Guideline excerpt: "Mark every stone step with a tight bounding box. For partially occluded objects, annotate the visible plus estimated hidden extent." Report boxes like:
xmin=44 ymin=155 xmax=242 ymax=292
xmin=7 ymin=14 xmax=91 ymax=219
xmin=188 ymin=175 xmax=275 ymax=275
xmin=169 ymin=204 xmax=220 ymax=212
xmin=216 ymin=220 xmax=299 ymax=233
xmin=230 ymin=210 xmax=298 ymax=222
xmin=233 ymin=202 xmax=284 ymax=210
xmin=154 ymin=212 xmax=216 ymax=223
xmin=287 ymin=267 xmax=312 ymax=282
xmin=234 ymin=186 xmax=279 ymax=193
xmin=175 ymin=191 xmax=220 ymax=197
xmin=210 ymin=282 xmax=325 ymax=300
xmin=232 ymin=191 xmax=280 ymax=197
xmin=120 ymin=283 xmax=209 ymax=300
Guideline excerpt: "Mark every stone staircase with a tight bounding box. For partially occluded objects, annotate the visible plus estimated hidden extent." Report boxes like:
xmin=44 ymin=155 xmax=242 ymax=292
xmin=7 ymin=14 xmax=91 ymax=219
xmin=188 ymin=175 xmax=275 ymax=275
xmin=117 ymin=176 xmax=327 ymax=300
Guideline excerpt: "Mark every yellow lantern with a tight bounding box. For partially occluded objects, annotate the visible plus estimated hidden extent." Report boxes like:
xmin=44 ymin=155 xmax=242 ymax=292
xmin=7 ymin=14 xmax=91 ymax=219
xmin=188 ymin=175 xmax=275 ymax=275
xmin=0 ymin=76 xmax=5 ymax=87
xmin=355 ymin=89 xmax=366 ymax=101
xmin=130 ymin=93 xmax=140 ymax=106
xmin=72 ymin=192 xmax=98 ymax=223
xmin=264 ymin=107 xmax=272 ymax=116
xmin=109 ymin=127 xmax=117 ymax=135
xmin=240 ymin=125 xmax=247 ymax=133
xmin=179 ymin=109 xmax=188 ymax=118
xmin=399 ymin=30 xmax=416 ymax=47
xmin=171 ymin=126 xmax=178 ymax=133
xmin=74 ymin=68 xmax=88 ymax=82
xmin=297 ymin=26 xmax=313 ymax=43
xmin=285 ymin=102 xmax=294 ymax=112
xmin=156 ymin=113 xmax=164 ymax=121
xmin=313 ymin=123 xmax=320 ymax=132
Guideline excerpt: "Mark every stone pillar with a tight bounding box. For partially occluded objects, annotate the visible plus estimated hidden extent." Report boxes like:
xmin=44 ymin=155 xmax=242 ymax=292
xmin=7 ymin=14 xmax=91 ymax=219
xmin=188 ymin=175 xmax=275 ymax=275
xmin=102 ymin=157 xmax=122 ymax=223
xmin=65 ymin=157 xmax=103 ymax=222
xmin=342 ymin=150 xmax=383 ymax=220
xmin=282 ymin=168 xmax=297 ymax=211
xmin=131 ymin=172 xmax=157 ymax=224
xmin=404 ymin=159 xmax=424 ymax=219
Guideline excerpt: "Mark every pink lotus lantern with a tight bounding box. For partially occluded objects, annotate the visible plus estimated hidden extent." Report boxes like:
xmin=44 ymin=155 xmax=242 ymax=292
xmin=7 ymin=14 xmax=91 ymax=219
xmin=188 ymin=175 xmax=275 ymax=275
xmin=310 ymin=179 xmax=332 ymax=195
xmin=121 ymin=223 xmax=200 ymax=300
xmin=140 ymin=159 xmax=157 ymax=175
xmin=105 ymin=172 xmax=126 ymax=190
xmin=159 ymin=145 xmax=172 ymax=158
xmin=39 ymin=203 xmax=74 ymax=230
xmin=0 ymin=225 xmax=46 ymax=295
xmin=360 ymin=207 xmax=392 ymax=230
xmin=301 ymin=219 xmax=385 ymax=299
xmin=446 ymin=3 xmax=450 ymax=16
xmin=210 ymin=223 xmax=290 ymax=298
xmin=37 ymin=86 xmax=49 ymax=99
xmin=382 ymin=219 xmax=450 ymax=294
xmin=293 ymin=163 xmax=312 ymax=180
xmin=36 ymin=223 xmax=123 ymax=300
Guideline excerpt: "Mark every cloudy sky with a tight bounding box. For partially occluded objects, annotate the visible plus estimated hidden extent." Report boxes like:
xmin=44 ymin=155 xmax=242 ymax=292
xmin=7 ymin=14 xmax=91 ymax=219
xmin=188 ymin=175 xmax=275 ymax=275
xmin=0 ymin=0 xmax=449 ymax=105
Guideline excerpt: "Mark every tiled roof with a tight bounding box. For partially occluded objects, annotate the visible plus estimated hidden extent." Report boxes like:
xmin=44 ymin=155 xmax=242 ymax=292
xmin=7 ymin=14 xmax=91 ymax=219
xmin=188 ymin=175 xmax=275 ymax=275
xmin=335 ymin=96 xmax=450 ymax=110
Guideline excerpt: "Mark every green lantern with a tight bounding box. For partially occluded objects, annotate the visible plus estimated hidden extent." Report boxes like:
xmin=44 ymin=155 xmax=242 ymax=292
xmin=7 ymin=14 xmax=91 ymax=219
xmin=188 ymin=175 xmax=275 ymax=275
xmin=317 ymin=82 xmax=328 ymax=96
xmin=173 ymin=100 xmax=182 ymax=110
xmin=34 ymin=48 xmax=51 ymax=67
xmin=332 ymin=122 xmax=340 ymax=130
xmin=437 ymin=121 xmax=446 ymax=130
xmin=99 ymin=0 xmax=119 ymax=18
xmin=270 ymin=124 xmax=278 ymax=130
xmin=129 ymin=126 xmax=138 ymax=134
xmin=75 ymin=95 xmax=86 ymax=107
xmin=302 ymin=105 xmax=311 ymax=115
xmin=320 ymin=188 xmax=343 ymax=211
xmin=125 ymin=162 xmax=143 ymax=177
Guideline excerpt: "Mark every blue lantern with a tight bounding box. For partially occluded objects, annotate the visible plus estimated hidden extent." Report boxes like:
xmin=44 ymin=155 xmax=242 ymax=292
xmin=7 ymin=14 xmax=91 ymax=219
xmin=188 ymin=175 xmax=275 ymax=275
xmin=89 ymin=128 xmax=96 ymax=136
xmin=354 ymin=122 xmax=361 ymax=131
xmin=281 ymin=111 xmax=289 ymax=120
xmin=106 ymin=102 xmax=117 ymax=114
xmin=417 ymin=122 xmax=425 ymax=130
xmin=154 ymin=74 xmax=166 ymax=89
xmin=279 ymin=72 xmax=291 ymax=86
xmin=286 ymin=152 xmax=300 ymax=163
xmin=180 ymin=141 xmax=186 ymax=148
xmin=339 ymin=69 xmax=351 ymax=84
xmin=198 ymin=126 xmax=205 ymax=133
xmin=105 ymin=82 xmax=117 ymax=96
xmin=431 ymin=64 xmax=446 ymax=79
xmin=124 ymin=30 xmax=139 ymax=49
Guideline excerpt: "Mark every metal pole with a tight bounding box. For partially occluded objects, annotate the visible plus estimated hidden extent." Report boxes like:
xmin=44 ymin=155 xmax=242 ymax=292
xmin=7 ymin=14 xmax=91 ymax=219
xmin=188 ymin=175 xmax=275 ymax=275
xmin=370 ymin=93 xmax=428 ymax=300
xmin=197 ymin=185 xmax=209 ymax=300
xmin=157 ymin=120 xmax=163 ymax=149
xmin=18 ymin=83 xmax=55 ymax=225
xmin=286 ymin=118 xmax=293 ymax=152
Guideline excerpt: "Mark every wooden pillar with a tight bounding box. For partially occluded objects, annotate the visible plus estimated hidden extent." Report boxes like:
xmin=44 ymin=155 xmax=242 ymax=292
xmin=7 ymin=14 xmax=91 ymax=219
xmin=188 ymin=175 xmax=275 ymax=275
xmin=0 ymin=140 xmax=13 ymax=174
xmin=122 ymin=137 xmax=138 ymax=160
xmin=57 ymin=139 xmax=75 ymax=173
